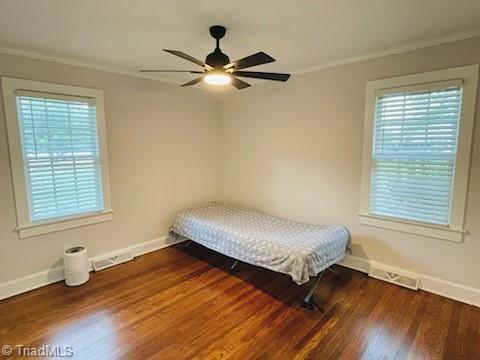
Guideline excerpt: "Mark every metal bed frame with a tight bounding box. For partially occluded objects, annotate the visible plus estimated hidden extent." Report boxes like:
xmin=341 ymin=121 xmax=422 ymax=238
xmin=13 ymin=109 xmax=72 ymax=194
xmin=181 ymin=238 xmax=337 ymax=312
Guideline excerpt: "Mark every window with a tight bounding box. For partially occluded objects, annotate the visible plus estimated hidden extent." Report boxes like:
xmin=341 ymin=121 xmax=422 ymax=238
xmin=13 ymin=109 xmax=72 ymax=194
xmin=359 ymin=65 xmax=478 ymax=242
xmin=2 ymin=78 xmax=112 ymax=238
xmin=371 ymin=82 xmax=462 ymax=226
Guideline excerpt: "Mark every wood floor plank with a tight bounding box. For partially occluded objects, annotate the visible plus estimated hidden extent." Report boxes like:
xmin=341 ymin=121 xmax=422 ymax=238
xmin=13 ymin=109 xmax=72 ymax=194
xmin=1 ymin=243 xmax=479 ymax=360
xmin=406 ymin=294 xmax=455 ymax=360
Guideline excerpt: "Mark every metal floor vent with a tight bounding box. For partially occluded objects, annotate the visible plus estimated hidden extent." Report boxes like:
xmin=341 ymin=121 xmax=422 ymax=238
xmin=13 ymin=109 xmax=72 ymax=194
xmin=93 ymin=251 xmax=133 ymax=271
xmin=368 ymin=265 xmax=419 ymax=290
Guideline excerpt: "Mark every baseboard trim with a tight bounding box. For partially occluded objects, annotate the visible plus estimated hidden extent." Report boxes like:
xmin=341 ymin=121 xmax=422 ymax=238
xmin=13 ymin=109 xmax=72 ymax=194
xmin=339 ymin=254 xmax=480 ymax=308
xmin=2 ymin=241 xmax=479 ymax=308
xmin=0 ymin=235 xmax=185 ymax=300
xmin=0 ymin=266 xmax=66 ymax=301
xmin=129 ymin=235 xmax=185 ymax=257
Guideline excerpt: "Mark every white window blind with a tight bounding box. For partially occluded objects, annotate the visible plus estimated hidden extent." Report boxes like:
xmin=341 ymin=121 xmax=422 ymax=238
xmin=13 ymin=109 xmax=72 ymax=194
xmin=16 ymin=91 xmax=104 ymax=221
xmin=370 ymin=82 xmax=463 ymax=226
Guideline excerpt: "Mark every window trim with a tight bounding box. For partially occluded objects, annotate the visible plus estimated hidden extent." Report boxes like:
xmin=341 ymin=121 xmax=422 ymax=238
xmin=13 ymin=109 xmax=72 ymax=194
xmin=2 ymin=77 xmax=113 ymax=238
xmin=359 ymin=65 xmax=478 ymax=242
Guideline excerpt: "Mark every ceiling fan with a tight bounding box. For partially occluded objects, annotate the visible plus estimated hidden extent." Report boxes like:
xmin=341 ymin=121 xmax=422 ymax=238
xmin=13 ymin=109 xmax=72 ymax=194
xmin=140 ymin=25 xmax=291 ymax=89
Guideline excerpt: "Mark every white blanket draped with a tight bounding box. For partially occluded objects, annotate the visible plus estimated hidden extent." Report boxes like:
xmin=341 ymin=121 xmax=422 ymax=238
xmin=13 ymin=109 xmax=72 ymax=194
xmin=171 ymin=202 xmax=350 ymax=285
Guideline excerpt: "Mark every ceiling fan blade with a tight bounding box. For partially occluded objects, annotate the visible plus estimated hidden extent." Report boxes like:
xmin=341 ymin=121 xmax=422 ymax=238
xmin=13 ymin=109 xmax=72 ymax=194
xmin=232 ymin=71 xmax=291 ymax=82
xmin=224 ymin=52 xmax=275 ymax=70
xmin=163 ymin=49 xmax=204 ymax=67
xmin=181 ymin=77 xmax=204 ymax=87
xmin=231 ymin=77 xmax=251 ymax=89
xmin=163 ymin=49 xmax=212 ymax=70
xmin=139 ymin=70 xmax=204 ymax=73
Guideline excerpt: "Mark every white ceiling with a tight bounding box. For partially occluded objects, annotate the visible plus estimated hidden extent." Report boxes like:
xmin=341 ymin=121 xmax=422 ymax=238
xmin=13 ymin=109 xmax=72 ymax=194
xmin=1 ymin=0 xmax=480 ymax=85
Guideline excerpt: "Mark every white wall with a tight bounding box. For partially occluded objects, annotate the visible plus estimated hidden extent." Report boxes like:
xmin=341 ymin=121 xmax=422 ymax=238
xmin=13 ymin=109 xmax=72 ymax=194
xmin=219 ymin=36 xmax=480 ymax=291
xmin=0 ymin=53 xmax=219 ymax=284
xmin=1 ymin=36 xmax=480 ymax=302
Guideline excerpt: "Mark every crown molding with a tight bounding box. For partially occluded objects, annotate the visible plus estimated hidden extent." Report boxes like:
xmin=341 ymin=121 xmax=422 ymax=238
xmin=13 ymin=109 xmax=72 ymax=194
xmin=1 ymin=29 xmax=480 ymax=85
xmin=0 ymin=46 xmax=179 ymax=85
xmin=294 ymin=29 xmax=480 ymax=75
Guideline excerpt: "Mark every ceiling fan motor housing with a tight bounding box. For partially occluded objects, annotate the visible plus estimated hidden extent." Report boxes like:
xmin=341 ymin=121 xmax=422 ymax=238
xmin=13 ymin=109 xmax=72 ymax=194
xmin=206 ymin=26 xmax=230 ymax=68
xmin=206 ymin=49 xmax=230 ymax=68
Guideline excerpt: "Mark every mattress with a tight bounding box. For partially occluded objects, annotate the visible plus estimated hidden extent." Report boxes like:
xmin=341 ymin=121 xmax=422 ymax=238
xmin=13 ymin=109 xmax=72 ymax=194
xmin=171 ymin=202 xmax=350 ymax=285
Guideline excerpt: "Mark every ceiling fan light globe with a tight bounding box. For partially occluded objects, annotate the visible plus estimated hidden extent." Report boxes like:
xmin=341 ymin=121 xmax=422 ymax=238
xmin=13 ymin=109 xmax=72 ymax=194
xmin=204 ymin=73 xmax=231 ymax=86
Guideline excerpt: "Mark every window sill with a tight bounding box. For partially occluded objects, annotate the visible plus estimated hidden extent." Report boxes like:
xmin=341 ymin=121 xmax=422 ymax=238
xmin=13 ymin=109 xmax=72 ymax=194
xmin=358 ymin=213 xmax=465 ymax=242
xmin=16 ymin=209 xmax=114 ymax=238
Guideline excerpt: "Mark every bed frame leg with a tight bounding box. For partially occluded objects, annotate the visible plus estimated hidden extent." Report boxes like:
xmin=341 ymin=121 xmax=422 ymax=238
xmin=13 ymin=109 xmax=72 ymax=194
xmin=303 ymin=271 xmax=325 ymax=312
xmin=229 ymin=260 xmax=239 ymax=273
xmin=183 ymin=240 xmax=192 ymax=250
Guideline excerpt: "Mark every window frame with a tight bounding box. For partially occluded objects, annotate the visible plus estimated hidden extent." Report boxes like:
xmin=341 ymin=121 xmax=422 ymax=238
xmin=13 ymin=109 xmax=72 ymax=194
xmin=2 ymin=77 xmax=113 ymax=238
xmin=359 ymin=65 xmax=478 ymax=242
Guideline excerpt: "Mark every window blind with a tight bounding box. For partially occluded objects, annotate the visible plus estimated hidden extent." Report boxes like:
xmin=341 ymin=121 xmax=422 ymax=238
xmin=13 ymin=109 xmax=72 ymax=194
xmin=370 ymin=84 xmax=462 ymax=226
xmin=16 ymin=92 xmax=104 ymax=221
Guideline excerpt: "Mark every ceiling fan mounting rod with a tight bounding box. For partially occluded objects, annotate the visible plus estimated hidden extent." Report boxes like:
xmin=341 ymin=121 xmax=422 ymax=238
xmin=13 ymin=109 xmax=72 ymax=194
xmin=210 ymin=25 xmax=226 ymax=50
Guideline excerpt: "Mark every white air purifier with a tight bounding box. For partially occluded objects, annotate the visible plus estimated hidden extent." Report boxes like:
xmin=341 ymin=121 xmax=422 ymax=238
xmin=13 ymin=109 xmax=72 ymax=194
xmin=64 ymin=246 xmax=89 ymax=286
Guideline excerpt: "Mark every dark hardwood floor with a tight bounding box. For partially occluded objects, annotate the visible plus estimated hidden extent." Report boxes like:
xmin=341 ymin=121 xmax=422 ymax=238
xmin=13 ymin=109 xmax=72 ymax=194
xmin=1 ymin=243 xmax=479 ymax=359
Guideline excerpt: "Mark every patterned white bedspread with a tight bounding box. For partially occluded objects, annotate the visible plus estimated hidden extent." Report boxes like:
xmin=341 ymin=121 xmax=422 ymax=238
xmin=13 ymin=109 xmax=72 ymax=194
xmin=171 ymin=202 xmax=350 ymax=285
